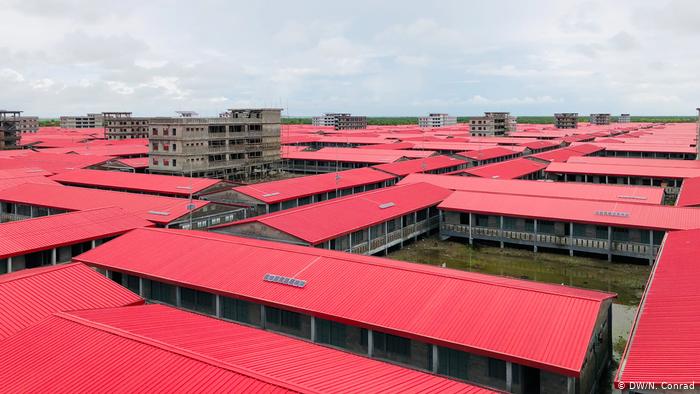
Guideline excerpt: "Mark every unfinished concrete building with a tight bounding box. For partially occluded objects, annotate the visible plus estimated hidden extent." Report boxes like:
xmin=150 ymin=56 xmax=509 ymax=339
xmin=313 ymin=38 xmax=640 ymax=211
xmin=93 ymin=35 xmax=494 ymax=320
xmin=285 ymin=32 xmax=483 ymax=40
xmin=60 ymin=113 xmax=104 ymax=128
xmin=16 ymin=116 xmax=39 ymax=133
xmin=418 ymin=113 xmax=457 ymax=128
xmin=148 ymin=109 xmax=282 ymax=180
xmin=103 ymin=112 xmax=149 ymax=140
xmin=554 ymin=113 xmax=578 ymax=129
xmin=618 ymin=114 xmax=631 ymax=123
xmin=469 ymin=112 xmax=517 ymax=136
xmin=589 ymin=113 xmax=611 ymax=125
xmin=0 ymin=111 xmax=21 ymax=150
xmin=312 ymin=113 xmax=367 ymax=130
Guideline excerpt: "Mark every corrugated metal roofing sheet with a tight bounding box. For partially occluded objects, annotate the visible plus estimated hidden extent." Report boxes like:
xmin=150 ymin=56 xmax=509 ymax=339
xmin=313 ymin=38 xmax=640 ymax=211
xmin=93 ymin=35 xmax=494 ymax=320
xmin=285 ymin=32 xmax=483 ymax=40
xmin=0 ymin=152 xmax=112 ymax=174
xmin=0 ymin=183 xmax=207 ymax=225
xmin=545 ymin=162 xmax=700 ymax=179
xmin=282 ymin=148 xmax=436 ymax=164
xmin=530 ymin=145 xmax=604 ymax=163
xmin=456 ymin=147 xmax=522 ymax=161
xmin=233 ymin=167 xmax=396 ymax=204
xmin=372 ymin=156 xmax=467 ymax=176
xmin=75 ymin=227 xmax=615 ymax=376
xmin=457 ymin=158 xmax=546 ymax=179
xmin=220 ymin=183 xmax=452 ymax=244
xmin=616 ymin=229 xmax=700 ymax=388
xmin=0 ymin=263 xmax=143 ymax=340
xmin=0 ymin=207 xmax=153 ymax=258
xmin=32 ymin=304 xmax=490 ymax=394
xmin=397 ymin=174 xmax=664 ymax=205
xmin=568 ymin=156 xmax=700 ymax=169
xmin=50 ymin=169 xmax=224 ymax=196
xmin=439 ymin=190 xmax=700 ymax=231
xmin=676 ymin=176 xmax=700 ymax=207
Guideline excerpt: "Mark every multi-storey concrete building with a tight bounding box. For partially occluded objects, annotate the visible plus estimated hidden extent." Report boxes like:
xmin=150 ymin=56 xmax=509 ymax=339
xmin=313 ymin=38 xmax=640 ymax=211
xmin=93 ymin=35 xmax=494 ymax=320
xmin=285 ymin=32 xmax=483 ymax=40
xmin=60 ymin=113 xmax=104 ymax=128
xmin=103 ymin=112 xmax=149 ymax=140
xmin=589 ymin=113 xmax=611 ymax=125
xmin=312 ymin=113 xmax=367 ymax=130
xmin=554 ymin=113 xmax=578 ymax=129
xmin=0 ymin=111 xmax=21 ymax=149
xmin=618 ymin=113 xmax=631 ymax=123
xmin=469 ymin=112 xmax=517 ymax=136
xmin=148 ymin=109 xmax=282 ymax=180
xmin=16 ymin=116 xmax=38 ymax=133
xmin=418 ymin=113 xmax=457 ymax=128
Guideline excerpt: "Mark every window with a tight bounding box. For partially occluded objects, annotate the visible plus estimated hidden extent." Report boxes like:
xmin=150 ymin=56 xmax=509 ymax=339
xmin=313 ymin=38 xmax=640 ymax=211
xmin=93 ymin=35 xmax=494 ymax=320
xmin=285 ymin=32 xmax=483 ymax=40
xmin=125 ymin=274 xmax=140 ymax=294
xmin=488 ymin=358 xmax=507 ymax=381
xmin=180 ymin=287 xmax=215 ymax=315
xmin=221 ymin=297 xmax=255 ymax=325
xmin=374 ymin=331 xmax=411 ymax=357
xmin=172 ymin=159 xmax=177 ymax=167
xmin=316 ymin=318 xmax=346 ymax=348
xmin=152 ymin=158 xmax=159 ymax=165
xmin=266 ymin=307 xmax=301 ymax=330
xmin=438 ymin=346 xmax=469 ymax=380
xmin=145 ymin=280 xmax=177 ymax=305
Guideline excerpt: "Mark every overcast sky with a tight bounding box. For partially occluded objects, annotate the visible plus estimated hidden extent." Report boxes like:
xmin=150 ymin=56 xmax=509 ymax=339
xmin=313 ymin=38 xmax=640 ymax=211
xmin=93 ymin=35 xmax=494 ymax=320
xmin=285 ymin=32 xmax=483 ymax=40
xmin=2 ymin=0 xmax=699 ymax=117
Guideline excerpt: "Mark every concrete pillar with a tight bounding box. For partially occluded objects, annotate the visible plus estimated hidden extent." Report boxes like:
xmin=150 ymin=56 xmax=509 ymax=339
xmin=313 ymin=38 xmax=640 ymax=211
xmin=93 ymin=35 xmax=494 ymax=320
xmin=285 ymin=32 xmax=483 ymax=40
xmin=506 ymin=362 xmax=513 ymax=392
xmin=468 ymin=213 xmax=473 ymax=245
xmin=310 ymin=316 xmax=317 ymax=342
xmin=349 ymin=232 xmax=353 ymax=252
xmin=260 ymin=305 xmax=267 ymax=329
xmin=567 ymin=376 xmax=576 ymax=394
xmin=138 ymin=277 xmax=144 ymax=297
xmin=384 ymin=221 xmax=388 ymax=255
xmin=608 ymin=226 xmax=613 ymax=262
xmin=51 ymin=248 xmax=57 ymax=265
xmin=569 ymin=222 xmax=574 ymax=256
xmin=431 ymin=345 xmax=439 ymax=373
xmin=175 ymin=287 xmax=182 ymax=307
xmin=367 ymin=330 xmax=374 ymax=357
xmin=6 ymin=257 xmax=11 ymax=273
xmin=649 ymin=230 xmax=654 ymax=265
xmin=215 ymin=295 xmax=222 ymax=317
xmin=91 ymin=240 xmax=96 ymax=249
xmin=533 ymin=219 xmax=538 ymax=253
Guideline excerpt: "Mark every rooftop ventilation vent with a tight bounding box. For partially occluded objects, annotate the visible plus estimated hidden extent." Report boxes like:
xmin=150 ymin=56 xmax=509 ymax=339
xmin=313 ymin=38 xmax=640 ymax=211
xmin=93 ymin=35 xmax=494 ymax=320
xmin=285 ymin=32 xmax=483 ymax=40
xmin=147 ymin=210 xmax=171 ymax=216
xmin=595 ymin=210 xmax=629 ymax=217
xmin=379 ymin=202 xmax=395 ymax=209
xmin=176 ymin=186 xmax=193 ymax=190
xmin=263 ymin=192 xmax=280 ymax=197
xmin=264 ymin=274 xmax=306 ymax=288
xmin=617 ymin=195 xmax=647 ymax=200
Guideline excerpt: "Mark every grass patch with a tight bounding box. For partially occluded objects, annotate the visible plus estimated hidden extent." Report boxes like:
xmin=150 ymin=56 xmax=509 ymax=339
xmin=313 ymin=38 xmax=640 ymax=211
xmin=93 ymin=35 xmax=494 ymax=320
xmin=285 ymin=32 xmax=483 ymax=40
xmin=388 ymin=237 xmax=651 ymax=305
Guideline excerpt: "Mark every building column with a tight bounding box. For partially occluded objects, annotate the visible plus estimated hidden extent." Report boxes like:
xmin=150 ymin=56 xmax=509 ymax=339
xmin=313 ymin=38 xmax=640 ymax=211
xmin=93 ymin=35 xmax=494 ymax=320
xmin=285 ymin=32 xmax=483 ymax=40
xmin=499 ymin=216 xmax=504 ymax=248
xmin=91 ymin=240 xmax=96 ymax=249
xmin=6 ymin=257 xmax=11 ymax=273
xmin=175 ymin=286 xmax=182 ymax=307
xmin=468 ymin=213 xmax=473 ymax=245
xmin=567 ymin=376 xmax=576 ymax=394
xmin=648 ymin=230 xmax=654 ymax=265
xmin=569 ymin=222 xmax=574 ymax=256
xmin=51 ymin=248 xmax=57 ymax=265
xmin=215 ymin=295 xmax=222 ymax=317
xmin=260 ymin=305 xmax=267 ymax=329
xmin=506 ymin=362 xmax=513 ymax=392
xmin=414 ymin=212 xmax=418 ymax=241
xmin=138 ymin=277 xmax=144 ymax=297
xmin=367 ymin=329 xmax=374 ymax=358
xmin=533 ymin=219 xmax=539 ymax=253
xmin=349 ymin=232 xmax=353 ymax=252
xmin=607 ymin=226 xmax=613 ymax=262
xmin=431 ymin=345 xmax=439 ymax=373
xmin=384 ymin=222 xmax=389 ymax=255
xmin=310 ymin=316 xmax=317 ymax=342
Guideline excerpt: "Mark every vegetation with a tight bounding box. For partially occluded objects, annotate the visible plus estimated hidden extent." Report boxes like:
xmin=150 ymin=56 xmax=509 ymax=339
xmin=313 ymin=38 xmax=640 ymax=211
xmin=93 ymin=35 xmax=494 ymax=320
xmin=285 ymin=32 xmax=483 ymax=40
xmin=283 ymin=116 xmax=697 ymax=126
xmin=388 ymin=236 xmax=651 ymax=305
xmin=39 ymin=119 xmax=60 ymax=127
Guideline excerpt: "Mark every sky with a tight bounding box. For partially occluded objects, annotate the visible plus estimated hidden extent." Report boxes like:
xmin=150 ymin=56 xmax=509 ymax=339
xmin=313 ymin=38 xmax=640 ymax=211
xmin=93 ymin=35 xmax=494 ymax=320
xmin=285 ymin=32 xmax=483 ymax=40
xmin=1 ymin=0 xmax=699 ymax=117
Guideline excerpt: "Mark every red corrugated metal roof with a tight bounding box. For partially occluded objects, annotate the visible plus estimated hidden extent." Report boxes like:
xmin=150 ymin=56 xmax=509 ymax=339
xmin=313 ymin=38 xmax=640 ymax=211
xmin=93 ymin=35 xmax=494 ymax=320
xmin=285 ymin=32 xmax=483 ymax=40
xmin=573 ymin=142 xmax=697 ymax=154
xmin=115 ymin=157 xmax=149 ymax=169
xmin=439 ymin=190 xmax=700 ymax=231
xmin=517 ymin=140 xmax=561 ymax=150
xmin=568 ymin=156 xmax=700 ymax=169
xmin=0 ymin=311 xmax=301 ymax=393
xmin=0 ymin=207 xmax=153 ymax=259
xmin=0 ymin=152 xmax=112 ymax=174
xmin=75 ymin=227 xmax=615 ymax=376
xmin=357 ymin=141 xmax=416 ymax=150
xmin=39 ymin=144 xmax=148 ymax=157
xmin=0 ymin=167 xmax=53 ymax=178
xmin=50 ymin=169 xmax=224 ymax=197
xmin=233 ymin=167 xmax=396 ymax=204
xmin=397 ymin=174 xmax=664 ymax=205
xmin=456 ymin=158 xmax=546 ymax=179
xmin=282 ymin=147 xmax=436 ymax=164
xmin=530 ymin=145 xmax=604 ymax=163
xmin=456 ymin=147 xmax=522 ymax=161
xmin=676 ymin=176 xmax=700 ymax=207
xmin=21 ymin=304 xmax=490 ymax=393
xmin=0 ymin=176 xmax=59 ymax=191
xmin=616 ymin=229 xmax=700 ymax=388
xmin=0 ymin=183 xmax=207 ymax=225
xmin=220 ymin=183 xmax=452 ymax=244
xmin=545 ymin=162 xmax=700 ymax=179
xmin=0 ymin=263 xmax=143 ymax=340
xmin=372 ymin=156 xmax=467 ymax=176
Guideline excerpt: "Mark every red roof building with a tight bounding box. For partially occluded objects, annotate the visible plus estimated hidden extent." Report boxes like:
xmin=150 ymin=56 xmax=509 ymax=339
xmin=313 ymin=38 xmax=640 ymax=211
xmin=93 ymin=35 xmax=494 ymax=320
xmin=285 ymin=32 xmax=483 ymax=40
xmin=452 ymin=158 xmax=547 ymax=180
xmin=0 ymin=304 xmax=492 ymax=393
xmin=529 ymin=144 xmax=604 ymax=163
xmin=372 ymin=155 xmax=468 ymax=177
xmin=397 ymin=174 xmax=664 ymax=205
xmin=0 ymin=262 xmax=143 ymax=340
xmin=0 ymin=207 xmax=152 ymax=274
xmin=75 ymin=227 xmax=615 ymax=393
xmin=213 ymin=182 xmax=452 ymax=254
xmin=615 ymin=229 xmax=700 ymax=390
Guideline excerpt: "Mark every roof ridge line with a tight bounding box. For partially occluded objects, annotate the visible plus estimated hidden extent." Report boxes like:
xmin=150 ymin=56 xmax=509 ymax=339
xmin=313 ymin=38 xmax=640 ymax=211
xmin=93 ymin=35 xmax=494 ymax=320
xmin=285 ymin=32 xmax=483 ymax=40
xmin=54 ymin=310 xmax=314 ymax=394
xmin=0 ymin=262 xmax=79 ymax=285
xmin=138 ymin=228 xmax=614 ymax=303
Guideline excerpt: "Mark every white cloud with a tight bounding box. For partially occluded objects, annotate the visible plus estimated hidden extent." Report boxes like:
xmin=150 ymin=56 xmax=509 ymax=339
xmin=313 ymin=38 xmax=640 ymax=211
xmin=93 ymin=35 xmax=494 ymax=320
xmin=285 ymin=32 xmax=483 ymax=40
xmin=0 ymin=68 xmax=25 ymax=82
